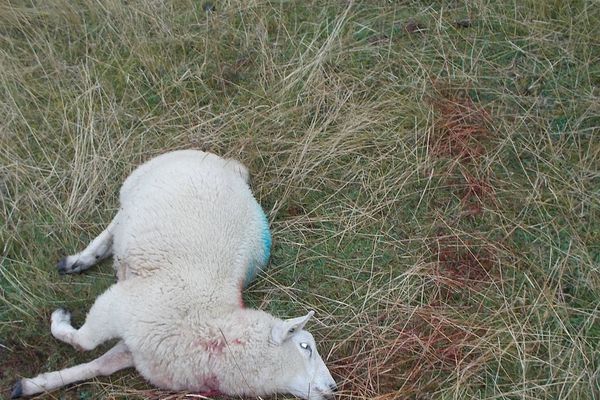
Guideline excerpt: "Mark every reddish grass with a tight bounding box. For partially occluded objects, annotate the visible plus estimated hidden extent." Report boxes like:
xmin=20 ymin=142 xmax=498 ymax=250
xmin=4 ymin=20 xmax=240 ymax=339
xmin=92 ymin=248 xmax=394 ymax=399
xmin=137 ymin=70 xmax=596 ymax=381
xmin=332 ymin=232 xmax=496 ymax=396
xmin=458 ymin=170 xmax=497 ymax=216
xmin=329 ymin=83 xmax=499 ymax=398
xmin=331 ymin=304 xmax=486 ymax=398
xmin=428 ymin=82 xmax=498 ymax=217
xmin=429 ymin=85 xmax=493 ymax=161
xmin=430 ymin=235 xmax=496 ymax=290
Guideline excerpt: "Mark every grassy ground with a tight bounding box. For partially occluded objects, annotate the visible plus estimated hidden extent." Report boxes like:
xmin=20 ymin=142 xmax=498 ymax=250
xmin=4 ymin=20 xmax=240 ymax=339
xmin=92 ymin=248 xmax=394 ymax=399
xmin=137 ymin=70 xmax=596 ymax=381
xmin=1 ymin=0 xmax=598 ymax=399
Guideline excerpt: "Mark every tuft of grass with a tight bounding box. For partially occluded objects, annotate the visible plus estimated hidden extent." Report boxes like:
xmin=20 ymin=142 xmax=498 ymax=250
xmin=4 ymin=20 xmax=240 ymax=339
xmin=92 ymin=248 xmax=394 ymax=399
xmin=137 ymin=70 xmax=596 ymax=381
xmin=1 ymin=0 xmax=598 ymax=399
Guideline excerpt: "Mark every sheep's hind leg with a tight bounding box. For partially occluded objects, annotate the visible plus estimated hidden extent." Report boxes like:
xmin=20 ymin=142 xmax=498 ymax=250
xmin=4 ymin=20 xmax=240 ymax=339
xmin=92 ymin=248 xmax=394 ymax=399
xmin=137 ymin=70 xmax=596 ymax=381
xmin=11 ymin=341 xmax=133 ymax=398
xmin=57 ymin=216 xmax=118 ymax=274
xmin=51 ymin=284 xmax=122 ymax=351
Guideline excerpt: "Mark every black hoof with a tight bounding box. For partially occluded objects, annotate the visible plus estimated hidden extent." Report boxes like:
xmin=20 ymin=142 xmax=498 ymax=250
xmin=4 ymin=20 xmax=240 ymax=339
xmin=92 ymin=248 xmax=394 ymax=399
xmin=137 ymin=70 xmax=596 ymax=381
xmin=57 ymin=258 xmax=82 ymax=275
xmin=11 ymin=380 xmax=23 ymax=399
xmin=56 ymin=257 xmax=68 ymax=274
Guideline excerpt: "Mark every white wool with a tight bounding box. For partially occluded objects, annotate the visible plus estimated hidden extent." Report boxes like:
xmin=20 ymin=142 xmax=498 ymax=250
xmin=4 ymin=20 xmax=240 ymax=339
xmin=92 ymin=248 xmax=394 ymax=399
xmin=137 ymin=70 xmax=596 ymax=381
xmin=15 ymin=150 xmax=336 ymax=400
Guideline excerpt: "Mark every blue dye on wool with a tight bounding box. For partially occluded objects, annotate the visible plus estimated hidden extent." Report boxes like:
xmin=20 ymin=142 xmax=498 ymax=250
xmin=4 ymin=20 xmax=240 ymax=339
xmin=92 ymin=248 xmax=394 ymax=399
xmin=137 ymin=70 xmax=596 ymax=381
xmin=244 ymin=206 xmax=271 ymax=287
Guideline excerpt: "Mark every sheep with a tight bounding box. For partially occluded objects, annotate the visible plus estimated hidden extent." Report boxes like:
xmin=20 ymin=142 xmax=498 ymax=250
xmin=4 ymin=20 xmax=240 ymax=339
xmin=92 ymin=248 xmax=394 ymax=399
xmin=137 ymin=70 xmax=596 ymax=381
xmin=12 ymin=150 xmax=337 ymax=400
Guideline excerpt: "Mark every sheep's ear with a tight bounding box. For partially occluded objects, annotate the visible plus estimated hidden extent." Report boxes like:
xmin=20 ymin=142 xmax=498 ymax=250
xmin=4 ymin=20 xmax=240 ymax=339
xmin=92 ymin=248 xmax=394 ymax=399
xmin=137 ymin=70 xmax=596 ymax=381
xmin=271 ymin=311 xmax=315 ymax=345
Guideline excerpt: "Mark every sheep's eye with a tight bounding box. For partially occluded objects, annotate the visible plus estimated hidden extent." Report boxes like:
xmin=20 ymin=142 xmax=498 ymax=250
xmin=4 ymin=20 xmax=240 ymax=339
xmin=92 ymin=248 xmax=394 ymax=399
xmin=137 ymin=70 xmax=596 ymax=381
xmin=300 ymin=342 xmax=312 ymax=356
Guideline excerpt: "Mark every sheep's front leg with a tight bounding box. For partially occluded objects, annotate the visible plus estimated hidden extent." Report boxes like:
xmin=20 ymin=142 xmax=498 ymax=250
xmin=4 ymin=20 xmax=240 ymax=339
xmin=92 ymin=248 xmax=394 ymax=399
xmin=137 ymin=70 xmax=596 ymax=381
xmin=12 ymin=341 xmax=133 ymax=398
xmin=57 ymin=216 xmax=118 ymax=274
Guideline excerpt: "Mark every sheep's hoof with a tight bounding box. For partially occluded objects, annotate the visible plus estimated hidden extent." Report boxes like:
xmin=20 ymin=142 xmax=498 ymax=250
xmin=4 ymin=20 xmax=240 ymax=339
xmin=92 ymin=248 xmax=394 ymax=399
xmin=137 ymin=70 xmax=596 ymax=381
xmin=57 ymin=257 xmax=82 ymax=275
xmin=56 ymin=257 xmax=69 ymax=274
xmin=10 ymin=380 xmax=23 ymax=399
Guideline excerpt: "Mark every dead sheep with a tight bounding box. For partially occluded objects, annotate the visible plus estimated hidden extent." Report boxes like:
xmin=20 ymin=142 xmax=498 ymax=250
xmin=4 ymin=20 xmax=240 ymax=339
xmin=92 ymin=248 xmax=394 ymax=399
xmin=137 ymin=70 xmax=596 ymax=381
xmin=12 ymin=150 xmax=337 ymax=400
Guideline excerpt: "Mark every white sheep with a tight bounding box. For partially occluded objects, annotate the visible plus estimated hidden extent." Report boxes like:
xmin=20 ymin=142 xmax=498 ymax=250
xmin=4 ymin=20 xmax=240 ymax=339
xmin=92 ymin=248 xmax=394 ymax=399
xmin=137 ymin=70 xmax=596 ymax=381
xmin=12 ymin=150 xmax=337 ymax=400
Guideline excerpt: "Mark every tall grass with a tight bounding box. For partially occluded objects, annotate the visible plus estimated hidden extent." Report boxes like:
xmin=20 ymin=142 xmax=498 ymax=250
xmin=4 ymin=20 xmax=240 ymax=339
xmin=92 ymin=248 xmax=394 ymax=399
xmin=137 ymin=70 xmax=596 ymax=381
xmin=1 ymin=1 xmax=598 ymax=399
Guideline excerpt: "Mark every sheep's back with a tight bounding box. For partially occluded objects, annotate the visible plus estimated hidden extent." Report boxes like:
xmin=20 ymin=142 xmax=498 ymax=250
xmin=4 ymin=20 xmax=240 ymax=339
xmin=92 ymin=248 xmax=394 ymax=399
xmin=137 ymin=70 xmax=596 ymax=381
xmin=111 ymin=150 xmax=270 ymax=288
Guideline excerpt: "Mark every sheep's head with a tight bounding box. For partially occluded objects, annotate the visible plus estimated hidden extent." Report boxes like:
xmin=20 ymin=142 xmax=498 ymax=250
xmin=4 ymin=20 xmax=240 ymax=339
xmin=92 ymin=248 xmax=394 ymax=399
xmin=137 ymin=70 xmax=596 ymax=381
xmin=271 ymin=311 xmax=337 ymax=400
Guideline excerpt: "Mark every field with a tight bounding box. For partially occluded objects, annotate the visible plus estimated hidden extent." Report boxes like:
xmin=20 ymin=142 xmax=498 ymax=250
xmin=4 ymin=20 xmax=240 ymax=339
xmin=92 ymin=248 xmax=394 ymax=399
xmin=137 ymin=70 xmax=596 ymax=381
xmin=1 ymin=0 xmax=598 ymax=399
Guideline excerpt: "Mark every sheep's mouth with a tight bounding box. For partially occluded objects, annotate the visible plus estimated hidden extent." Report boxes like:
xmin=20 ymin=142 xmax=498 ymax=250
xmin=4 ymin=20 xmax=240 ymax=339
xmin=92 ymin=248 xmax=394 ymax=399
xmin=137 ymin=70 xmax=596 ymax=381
xmin=312 ymin=388 xmax=335 ymax=400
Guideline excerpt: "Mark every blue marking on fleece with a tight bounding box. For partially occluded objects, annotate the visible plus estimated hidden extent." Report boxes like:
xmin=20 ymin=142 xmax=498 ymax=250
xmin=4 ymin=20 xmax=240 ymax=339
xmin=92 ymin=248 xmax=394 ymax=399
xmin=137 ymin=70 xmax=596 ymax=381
xmin=244 ymin=205 xmax=271 ymax=287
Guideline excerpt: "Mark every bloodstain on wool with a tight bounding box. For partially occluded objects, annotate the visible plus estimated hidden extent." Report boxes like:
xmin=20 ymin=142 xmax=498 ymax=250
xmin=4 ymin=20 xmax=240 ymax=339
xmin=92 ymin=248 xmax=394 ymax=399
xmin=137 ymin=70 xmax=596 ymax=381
xmin=194 ymin=337 xmax=246 ymax=354
xmin=194 ymin=374 xmax=221 ymax=397
xmin=203 ymin=374 xmax=221 ymax=393
xmin=202 ymin=339 xmax=226 ymax=354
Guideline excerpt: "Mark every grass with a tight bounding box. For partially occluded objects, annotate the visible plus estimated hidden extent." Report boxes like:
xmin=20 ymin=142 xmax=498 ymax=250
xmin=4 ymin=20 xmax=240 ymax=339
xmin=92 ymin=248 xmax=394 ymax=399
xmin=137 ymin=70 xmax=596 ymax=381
xmin=1 ymin=0 xmax=598 ymax=399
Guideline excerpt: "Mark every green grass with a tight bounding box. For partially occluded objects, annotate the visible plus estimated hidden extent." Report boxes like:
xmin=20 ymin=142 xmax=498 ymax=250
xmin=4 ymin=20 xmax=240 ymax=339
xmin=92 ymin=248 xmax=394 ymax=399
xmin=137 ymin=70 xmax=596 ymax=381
xmin=1 ymin=0 xmax=598 ymax=399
